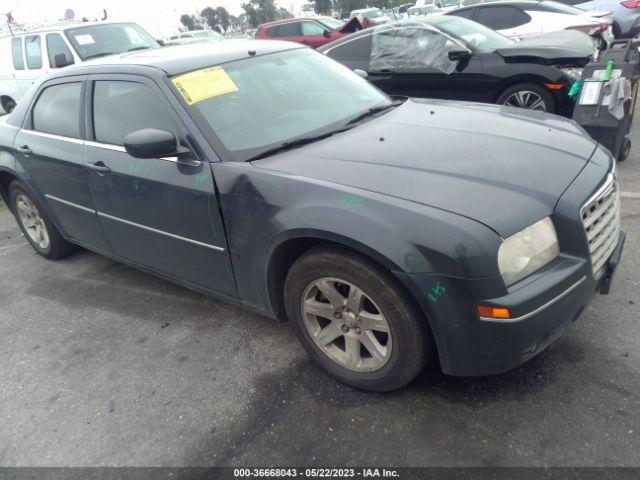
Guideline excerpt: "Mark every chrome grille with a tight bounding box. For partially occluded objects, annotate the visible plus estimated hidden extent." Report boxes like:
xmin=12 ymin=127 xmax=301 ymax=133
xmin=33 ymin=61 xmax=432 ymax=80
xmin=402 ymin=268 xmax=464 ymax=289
xmin=581 ymin=173 xmax=621 ymax=275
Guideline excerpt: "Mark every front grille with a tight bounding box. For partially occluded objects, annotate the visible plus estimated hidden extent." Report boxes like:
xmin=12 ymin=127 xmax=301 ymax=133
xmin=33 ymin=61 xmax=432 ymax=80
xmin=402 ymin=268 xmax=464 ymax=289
xmin=581 ymin=173 xmax=621 ymax=275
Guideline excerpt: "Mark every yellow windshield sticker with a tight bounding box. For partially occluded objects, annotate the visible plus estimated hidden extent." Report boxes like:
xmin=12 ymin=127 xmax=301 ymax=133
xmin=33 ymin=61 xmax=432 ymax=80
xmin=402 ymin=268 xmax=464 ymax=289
xmin=172 ymin=66 xmax=238 ymax=105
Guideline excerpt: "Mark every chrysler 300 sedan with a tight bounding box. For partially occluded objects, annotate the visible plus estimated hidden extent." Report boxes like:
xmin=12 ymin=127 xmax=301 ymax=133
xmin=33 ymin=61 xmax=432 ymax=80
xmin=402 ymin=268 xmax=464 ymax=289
xmin=0 ymin=41 xmax=624 ymax=391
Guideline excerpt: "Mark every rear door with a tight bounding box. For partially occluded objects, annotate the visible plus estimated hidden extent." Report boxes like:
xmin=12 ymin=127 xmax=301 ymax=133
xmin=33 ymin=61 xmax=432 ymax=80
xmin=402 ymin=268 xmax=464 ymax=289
xmin=83 ymin=74 xmax=237 ymax=296
xmin=13 ymin=76 xmax=110 ymax=250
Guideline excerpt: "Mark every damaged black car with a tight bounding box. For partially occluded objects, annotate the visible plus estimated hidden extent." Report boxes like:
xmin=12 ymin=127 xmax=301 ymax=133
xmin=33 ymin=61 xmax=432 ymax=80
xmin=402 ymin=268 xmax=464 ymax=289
xmin=319 ymin=16 xmax=595 ymax=116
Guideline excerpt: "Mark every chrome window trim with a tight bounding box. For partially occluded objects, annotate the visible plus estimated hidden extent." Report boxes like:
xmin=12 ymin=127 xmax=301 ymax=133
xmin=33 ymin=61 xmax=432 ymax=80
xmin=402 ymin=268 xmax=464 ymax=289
xmin=97 ymin=211 xmax=225 ymax=252
xmin=479 ymin=276 xmax=587 ymax=323
xmin=22 ymin=129 xmax=84 ymax=145
xmin=45 ymin=194 xmax=96 ymax=213
xmin=84 ymin=140 xmax=126 ymax=152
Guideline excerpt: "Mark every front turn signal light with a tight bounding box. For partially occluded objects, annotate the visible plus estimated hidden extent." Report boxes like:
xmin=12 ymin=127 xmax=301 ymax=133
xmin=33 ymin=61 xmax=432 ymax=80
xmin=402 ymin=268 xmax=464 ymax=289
xmin=477 ymin=305 xmax=511 ymax=320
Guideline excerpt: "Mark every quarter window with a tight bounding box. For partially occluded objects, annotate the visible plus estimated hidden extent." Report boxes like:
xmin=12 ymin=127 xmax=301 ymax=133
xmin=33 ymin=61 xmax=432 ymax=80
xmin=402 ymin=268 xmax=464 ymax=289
xmin=25 ymin=35 xmax=43 ymax=69
xmin=11 ymin=37 xmax=24 ymax=70
xmin=93 ymin=81 xmax=177 ymax=146
xmin=32 ymin=83 xmax=82 ymax=138
xmin=46 ymin=33 xmax=74 ymax=68
xmin=327 ymin=35 xmax=373 ymax=62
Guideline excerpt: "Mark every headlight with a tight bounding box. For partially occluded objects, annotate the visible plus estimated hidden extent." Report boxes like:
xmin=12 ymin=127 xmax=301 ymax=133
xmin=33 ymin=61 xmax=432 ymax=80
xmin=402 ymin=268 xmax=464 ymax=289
xmin=560 ymin=68 xmax=584 ymax=80
xmin=498 ymin=217 xmax=559 ymax=287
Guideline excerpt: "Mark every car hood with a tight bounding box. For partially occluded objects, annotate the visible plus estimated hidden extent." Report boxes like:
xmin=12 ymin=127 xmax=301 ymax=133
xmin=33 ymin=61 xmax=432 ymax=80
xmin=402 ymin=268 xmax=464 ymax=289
xmin=495 ymin=30 xmax=595 ymax=66
xmin=253 ymin=98 xmax=597 ymax=237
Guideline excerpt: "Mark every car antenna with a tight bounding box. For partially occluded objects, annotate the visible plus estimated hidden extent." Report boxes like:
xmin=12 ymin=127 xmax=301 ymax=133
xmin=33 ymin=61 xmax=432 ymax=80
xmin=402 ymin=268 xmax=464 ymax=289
xmin=248 ymin=50 xmax=257 ymax=56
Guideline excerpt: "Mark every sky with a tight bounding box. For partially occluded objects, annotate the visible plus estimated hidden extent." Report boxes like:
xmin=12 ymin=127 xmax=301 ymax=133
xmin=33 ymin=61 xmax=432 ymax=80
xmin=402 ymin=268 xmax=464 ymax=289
xmin=2 ymin=0 xmax=308 ymax=38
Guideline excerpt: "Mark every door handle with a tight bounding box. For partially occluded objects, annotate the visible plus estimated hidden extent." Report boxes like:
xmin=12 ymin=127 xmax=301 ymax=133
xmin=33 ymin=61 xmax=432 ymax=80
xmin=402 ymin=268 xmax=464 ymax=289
xmin=16 ymin=145 xmax=32 ymax=155
xmin=87 ymin=161 xmax=111 ymax=173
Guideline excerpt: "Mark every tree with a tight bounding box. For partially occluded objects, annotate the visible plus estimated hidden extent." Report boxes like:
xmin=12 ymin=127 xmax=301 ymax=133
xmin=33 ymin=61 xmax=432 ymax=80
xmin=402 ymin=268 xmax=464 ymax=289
xmin=242 ymin=0 xmax=278 ymax=27
xmin=314 ymin=0 xmax=333 ymax=15
xmin=179 ymin=13 xmax=200 ymax=31
xmin=216 ymin=6 xmax=231 ymax=31
xmin=276 ymin=7 xmax=294 ymax=19
xmin=200 ymin=7 xmax=218 ymax=31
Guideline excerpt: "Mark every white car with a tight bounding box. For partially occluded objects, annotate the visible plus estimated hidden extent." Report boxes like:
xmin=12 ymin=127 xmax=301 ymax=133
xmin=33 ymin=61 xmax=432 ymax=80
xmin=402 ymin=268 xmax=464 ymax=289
xmin=166 ymin=30 xmax=225 ymax=46
xmin=350 ymin=8 xmax=389 ymax=27
xmin=407 ymin=5 xmax=445 ymax=16
xmin=447 ymin=0 xmax=613 ymax=43
xmin=415 ymin=0 xmax=462 ymax=12
xmin=0 ymin=21 xmax=159 ymax=114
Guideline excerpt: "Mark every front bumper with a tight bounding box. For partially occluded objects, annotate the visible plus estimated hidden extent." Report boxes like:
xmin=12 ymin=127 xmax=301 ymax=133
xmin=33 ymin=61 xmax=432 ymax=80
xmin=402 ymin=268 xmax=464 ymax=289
xmin=397 ymin=232 xmax=624 ymax=377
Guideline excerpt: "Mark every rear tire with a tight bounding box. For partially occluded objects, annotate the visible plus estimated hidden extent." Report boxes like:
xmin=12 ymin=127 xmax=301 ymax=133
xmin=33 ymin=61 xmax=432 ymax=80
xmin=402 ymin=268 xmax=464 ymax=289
xmin=9 ymin=181 xmax=77 ymax=259
xmin=284 ymin=247 xmax=431 ymax=391
xmin=496 ymin=83 xmax=556 ymax=114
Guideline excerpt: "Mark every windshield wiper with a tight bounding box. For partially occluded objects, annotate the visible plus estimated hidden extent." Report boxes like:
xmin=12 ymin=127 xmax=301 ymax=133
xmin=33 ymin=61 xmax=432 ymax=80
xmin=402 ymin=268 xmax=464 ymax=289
xmin=246 ymin=126 xmax=354 ymax=162
xmin=345 ymin=101 xmax=403 ymax=126
xmin=126 ymin=46 xmax=152 ymax=52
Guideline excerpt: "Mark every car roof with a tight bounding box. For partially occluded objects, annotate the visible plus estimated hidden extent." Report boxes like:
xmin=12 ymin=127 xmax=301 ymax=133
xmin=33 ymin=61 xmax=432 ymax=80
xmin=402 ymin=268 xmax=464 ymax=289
xmin=258 ymin=17 xmax=327 ymax=28
xmin=1 ymin=20 xmax=144 ymax=37
xmin=48 ymin=40 xmax=303 ymax=78
xmin=455 ymin=0 xmax=547 ymax=9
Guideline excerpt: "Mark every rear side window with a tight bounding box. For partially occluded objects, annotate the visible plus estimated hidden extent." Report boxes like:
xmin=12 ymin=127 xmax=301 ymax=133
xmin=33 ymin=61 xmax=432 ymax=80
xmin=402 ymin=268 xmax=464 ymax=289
xmin=448 ymin=8 xmax=476 ymax=19
xmin=276 ymin=22 xmax=301 ymax=37
xmin=475 ymin=6 xmax=522 ymax=30
xmin=32 ymin=83 xmax=82 ymax=138
xmin=46 ymin=33 xmax=74 ymax=68
xmin=93 ymin=81 xmax=177 ymax=146
xmin=12 ymin=37 xmax=24 ymax=70
xmin=25 ymin=35 xmax=43 ymax=69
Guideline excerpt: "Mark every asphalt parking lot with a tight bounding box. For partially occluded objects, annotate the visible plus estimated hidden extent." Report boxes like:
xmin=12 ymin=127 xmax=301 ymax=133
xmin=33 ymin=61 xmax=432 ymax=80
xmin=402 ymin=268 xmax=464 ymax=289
xmin=0 ymin=117 xmax=639 ymax=468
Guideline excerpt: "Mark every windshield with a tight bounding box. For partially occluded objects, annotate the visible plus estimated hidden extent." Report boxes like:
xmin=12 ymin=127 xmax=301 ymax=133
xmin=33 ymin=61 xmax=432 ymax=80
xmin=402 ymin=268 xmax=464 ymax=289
xmin=65 ymin=23 xmax=158 ymax=60
xmin=318 ymin=17 xmax=344 ymax=30
xmin=435 ymin=17 xmax=513 ymax=52
xmin=193 ymin=30 xmax=225 ymax=40
xmin=442 ymin=0 xmax=461 ymax=5
xmin=175 ymin=49 xmax=390 ymax=162
xmin=362 ymin=10 xmax=384 ymax=18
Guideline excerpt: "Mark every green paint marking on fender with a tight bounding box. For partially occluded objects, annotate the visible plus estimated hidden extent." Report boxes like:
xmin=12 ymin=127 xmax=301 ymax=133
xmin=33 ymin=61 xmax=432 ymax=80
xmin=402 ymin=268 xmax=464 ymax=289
xmin=340 ymin=193 xmax=363 ymax=208
xmin=195 ymin=174 xmax=208 ymax=188
xmin=428 ymin=282 xmax=446 ymax=303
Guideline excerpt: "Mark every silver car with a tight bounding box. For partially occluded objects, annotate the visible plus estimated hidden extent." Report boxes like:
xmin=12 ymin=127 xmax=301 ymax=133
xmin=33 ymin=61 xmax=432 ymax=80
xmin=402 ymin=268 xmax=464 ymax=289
xmin=557 ymin=0 xmax=640 ymax=37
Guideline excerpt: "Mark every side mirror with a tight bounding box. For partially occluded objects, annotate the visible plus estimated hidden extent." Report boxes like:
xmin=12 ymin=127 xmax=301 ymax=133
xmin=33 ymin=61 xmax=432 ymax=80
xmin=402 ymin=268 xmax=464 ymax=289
xmin=156 ymin=39 xmax=166 ymax=46
xmin=53 ymin=53 xmax=74 ymax=68
xmin=124 ymin=129 xmax=178 ymax=159
xmin=448 ymin=49 xmax=472 ymax=62
xmin=354 ymin=69 xmax=369 ymax=79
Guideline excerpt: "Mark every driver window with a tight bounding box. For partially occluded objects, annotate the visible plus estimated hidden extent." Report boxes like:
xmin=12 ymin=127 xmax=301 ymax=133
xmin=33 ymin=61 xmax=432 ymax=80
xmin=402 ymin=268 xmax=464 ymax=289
xmin=370 ymin=27 xmax=458 ymax=74
xmin=301 ymin=22 xmax=326 ymax=36
xmin=93 ymin=81 xmax=178 ymax=146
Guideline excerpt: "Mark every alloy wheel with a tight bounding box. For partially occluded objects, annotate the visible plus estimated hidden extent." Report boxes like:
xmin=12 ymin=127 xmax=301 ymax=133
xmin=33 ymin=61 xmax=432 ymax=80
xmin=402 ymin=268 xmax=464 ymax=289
xmin=301 ymin=277 xmax=392 ymax=372
xmin=15 ymin=194 xmax=50 ymax=250
xmin=503 ymin=90 xmax=547 ymax=111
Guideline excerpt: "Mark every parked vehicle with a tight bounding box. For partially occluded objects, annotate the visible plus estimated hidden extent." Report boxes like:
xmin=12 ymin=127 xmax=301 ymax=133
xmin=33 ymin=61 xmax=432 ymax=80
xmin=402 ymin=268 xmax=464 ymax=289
xmin=554 ymin=0 xmax=640 ymax=37
xmin=0 ymin=41 xmax=623 ymax=391
xmin=319 ymin=16 xmax=593 ymax=116
xmin=167 ymin=30 xmax=224 ymax=46
xmin=350 ymin=8 xmax=389 ymax=27
xmin=0 ymin=21 xmax=159 ymax=114
xmin=416 ymin=0 xmax=463 ymax=11
xmin=447 ymin=0 xmax=613 ymax=45
xmin=256 ymin=17 xmax=361 ymax=48
xmin=408 ymin=5 xmax=444 ymax=16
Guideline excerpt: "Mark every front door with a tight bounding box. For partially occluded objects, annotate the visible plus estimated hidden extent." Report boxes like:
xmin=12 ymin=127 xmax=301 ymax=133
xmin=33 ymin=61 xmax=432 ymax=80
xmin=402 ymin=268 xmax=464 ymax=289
xmin=84 ymin=75 xmax=237 ymax=297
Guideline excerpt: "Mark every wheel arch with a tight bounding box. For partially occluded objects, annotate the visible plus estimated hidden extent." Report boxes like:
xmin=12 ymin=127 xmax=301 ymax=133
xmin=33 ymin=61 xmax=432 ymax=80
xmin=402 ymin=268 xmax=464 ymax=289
xmin=266 ymin=230 xmax=408 ymax=322
xmin=493 ymin=74 xmax=558 ymax=107
xmin=0 ymin=169 xmax=18 ymax=211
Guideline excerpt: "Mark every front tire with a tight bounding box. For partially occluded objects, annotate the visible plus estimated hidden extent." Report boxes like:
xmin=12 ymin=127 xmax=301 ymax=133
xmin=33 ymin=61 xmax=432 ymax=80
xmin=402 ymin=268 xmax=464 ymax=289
xmin=497 ymin=83 xmax=555 ymax=114
xmin=285 ymin=247 xmax=431 ymax=391
xmin=9 ymin=181 xmax=76 ymax=259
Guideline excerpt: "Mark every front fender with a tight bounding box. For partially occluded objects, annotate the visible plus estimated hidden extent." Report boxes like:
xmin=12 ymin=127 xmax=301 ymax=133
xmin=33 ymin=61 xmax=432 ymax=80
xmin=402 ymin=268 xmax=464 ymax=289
xmin=213 ymin=162 xmax=502 ymax=316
